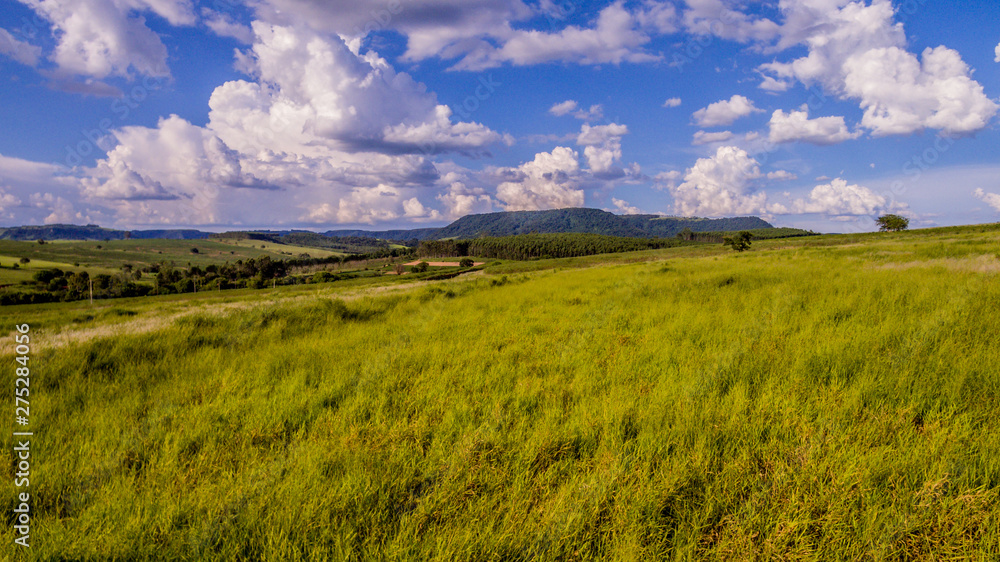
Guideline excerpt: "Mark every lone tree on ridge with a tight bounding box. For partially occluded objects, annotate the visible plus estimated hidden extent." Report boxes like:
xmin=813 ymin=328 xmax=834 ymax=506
xmin=876 ymin=214 xmax=909 ymax=232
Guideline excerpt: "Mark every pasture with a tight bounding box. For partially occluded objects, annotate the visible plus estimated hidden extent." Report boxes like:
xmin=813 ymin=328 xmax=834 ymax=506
xmin=0 ymin=239 xmax=304 ymax=271
xmin=2 ymin=224 xmax=999 ymax=560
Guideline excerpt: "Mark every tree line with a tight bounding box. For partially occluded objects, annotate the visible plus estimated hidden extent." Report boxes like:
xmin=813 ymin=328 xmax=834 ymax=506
xmin=418 ymin=233 xmax=689 ymax=261
xmin=0 ymin=248 xmax=415 ymax=306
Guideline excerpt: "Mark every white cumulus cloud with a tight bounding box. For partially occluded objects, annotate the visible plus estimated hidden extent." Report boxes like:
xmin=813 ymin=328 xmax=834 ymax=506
xmin=549 ymin=100 xmax=579 ymax=116
xmin=843 ymin=46 xmax=997 ymax=136
xmin=302 ymin=185 xmax=441 ymax=225
xmin=670 ymin=146 xmax=767 ymax=217
xmin=495 ymin=147 xmax=584 ymax=211
xmin=768 ymin=108 xmax=859 ymax=145
xmin=443 ymin=2 xmax=675 ymax=70
xmin=259 ymin=0 xmax=676 ymax=71
xmin=663 ymin=97 xmax=682 ymax=108
xmin=0 ymin=154 xmax=94 ymax=223
xmin=767 ymin=170 xmax=798 ymax=181
xmin=973 ymin=188 xmax=1000 ymax=212
xmin=549 ymin=100 xmax=603 ymax=120
xmin=81 ymin=115 xmax=273 ymax=224
xmin=21 ymin=0 xmax=197 ymax=78
xmin=682 ymin=0 xmax=780 ymax=42
xmin=760 ymin=0 xmax=997 ymax=136
xmin=202 ymin=8 xmax=253 ymax=44
xmin=612 ymin=198 xmax=641 ymax=215
xmin=437 ymin=179 xmax=494 ymax=219
xmin=76 ymin=20 xmax=512 ymax=226
xmin=652 ymin=170 xmax=682 ymax=191
xmin=787 ymin=178 xmax=889 ymax=216
xmin=692 ymin=130 xmax=734 ymax=145
xmin=0 ymin=28 xmax=42 ymax=66
xmin=576 ymin=123 xmax=628 ymax=176
xmin=210 ymin=22 xmax=502 ymax=157
xmin=693 ymin=95 xmax=763 ymax=127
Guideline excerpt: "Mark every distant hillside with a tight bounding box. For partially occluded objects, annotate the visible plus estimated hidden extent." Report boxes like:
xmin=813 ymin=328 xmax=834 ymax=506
xmin=325 ymin=209 xmax=778 ymax=241
xmin=620 ymin=214 xmax=775 ymax=238
xmin=323 ymin=227 xmax=441 ymax=242
xmin=127 ymin=229 xmax=210 ymax=240
xmin=0 ymin=224 xmax=124 ymax=241
xmin=0 ymin=224 xmax=210 ymax=241
xmin=211 ymin=231 xmax=391 ymax=254
xmin=427 ymin=209 xmax=774 ymax=239
xmin=434 ymin=208 xmax=638 ymax=238
xmin=0 ymin=210 xmax=798 ymax=245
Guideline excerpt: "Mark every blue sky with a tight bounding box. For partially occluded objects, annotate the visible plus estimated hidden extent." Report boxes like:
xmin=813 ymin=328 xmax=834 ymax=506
xmin=0 ymin=0 xmax=998 ymax=232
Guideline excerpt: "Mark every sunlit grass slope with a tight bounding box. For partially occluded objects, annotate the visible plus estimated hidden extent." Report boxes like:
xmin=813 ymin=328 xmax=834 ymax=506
xmin=3 ymin=226 xmax=1000 ymax=560
xmin=0 ymin=239 xmax=306 ymax=271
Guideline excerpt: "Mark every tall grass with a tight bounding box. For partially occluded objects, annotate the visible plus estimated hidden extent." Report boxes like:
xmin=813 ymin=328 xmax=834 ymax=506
xmin=3 ymin=227 xmax=1000 ymax=560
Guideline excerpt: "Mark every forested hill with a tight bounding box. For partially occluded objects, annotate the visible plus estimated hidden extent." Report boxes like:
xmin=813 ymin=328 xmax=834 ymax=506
xmin=323 ymin=227 xmax=442 ymax=242
xmin=329 ymin=209 xmax=775 ymax=241
xmin=441 ymin=210 xmax=774 ymax=239
xmin=620 ymin=214 xmax=774 ymax=237
xmin=437 ymin=208 xmax=640 ymax=238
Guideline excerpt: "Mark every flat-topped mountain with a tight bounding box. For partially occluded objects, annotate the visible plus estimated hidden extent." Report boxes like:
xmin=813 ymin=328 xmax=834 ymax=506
xmin=326 ymin=208 xmax=775 ymax=241
xmin=0 ymin=209 xmax=778 ymax=242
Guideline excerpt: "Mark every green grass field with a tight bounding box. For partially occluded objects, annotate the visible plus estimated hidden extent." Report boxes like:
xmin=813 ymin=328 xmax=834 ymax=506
xmin=218 ymin=238 xmax=346 ymax=259
xmin=0 ymin=255 xmax=117 ymax=286
xmin=2 ymin=225 xmax=1000 ymax=559
xmin=0 ymin=239 xmax=314 ymax=271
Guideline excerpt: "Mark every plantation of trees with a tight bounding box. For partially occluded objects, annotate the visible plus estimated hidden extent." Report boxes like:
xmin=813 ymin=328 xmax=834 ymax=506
xmin=210 ymin=231 xmax=392 ymax=254
xmin=419 ymin=233 xmax=689 ymax=260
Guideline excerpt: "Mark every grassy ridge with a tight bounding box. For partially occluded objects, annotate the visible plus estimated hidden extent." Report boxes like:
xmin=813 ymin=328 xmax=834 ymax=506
xmin=0 ymin=239 xmax=302 ymax=271
xmin=2 ymin=226 xmax=1000 ymax=559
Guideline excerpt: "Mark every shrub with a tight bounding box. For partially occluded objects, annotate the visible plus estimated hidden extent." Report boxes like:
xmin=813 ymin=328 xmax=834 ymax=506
xmin=173 ymin=279 xmax=195 ymax=293
xmin=33 ymin=269 xmax=59 ymax=284
xmin=723 ymin=231 xmax=753 ymax=252
xmin=459 ymin=258 xmax=475 ymax=267
xmin=312 ymin=271 xmax=335 ymax=284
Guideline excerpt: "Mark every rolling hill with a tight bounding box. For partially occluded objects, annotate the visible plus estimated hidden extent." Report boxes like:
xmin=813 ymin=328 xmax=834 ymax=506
xmin=0 ymin=224 xmax=211 ymax=241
